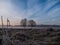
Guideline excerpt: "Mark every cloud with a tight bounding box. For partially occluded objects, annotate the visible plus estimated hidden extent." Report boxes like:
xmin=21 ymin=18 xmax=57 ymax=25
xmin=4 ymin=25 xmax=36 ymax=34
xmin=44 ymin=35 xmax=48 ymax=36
xmin=0 ymin=0 xmax=26 ymax=25
xmin=26 ymin=0 xmax=60 ymax=25
xmin=0 ymin=0 xmax=60 ymax=25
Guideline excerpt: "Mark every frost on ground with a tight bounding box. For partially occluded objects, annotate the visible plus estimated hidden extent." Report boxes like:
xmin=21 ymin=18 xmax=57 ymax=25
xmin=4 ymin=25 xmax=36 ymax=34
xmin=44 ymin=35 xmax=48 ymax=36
xmin=0 ymin=28 xmax=60 ymax=45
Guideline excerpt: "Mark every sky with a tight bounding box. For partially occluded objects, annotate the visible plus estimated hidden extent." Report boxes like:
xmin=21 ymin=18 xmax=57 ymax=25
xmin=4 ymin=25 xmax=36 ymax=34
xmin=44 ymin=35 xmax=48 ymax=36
xmin=0 ymin=0 xmax=60 ymax=25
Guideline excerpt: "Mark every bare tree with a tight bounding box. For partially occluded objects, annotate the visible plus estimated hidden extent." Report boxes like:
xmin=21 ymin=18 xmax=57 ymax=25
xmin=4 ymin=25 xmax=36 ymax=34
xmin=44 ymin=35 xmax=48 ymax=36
xmin=28 ymin=20 xmax=36 ymax=27
xmin=7 ymin=18 xmax=10 ymax=28
xmin=20 ymin=18 xmax=27 ymax=27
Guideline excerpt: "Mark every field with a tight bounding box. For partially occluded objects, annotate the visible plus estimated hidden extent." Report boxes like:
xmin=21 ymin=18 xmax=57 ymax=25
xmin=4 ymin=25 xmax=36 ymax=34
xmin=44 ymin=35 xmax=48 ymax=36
xmin=0 ymin=27 xmax=60 ymax=45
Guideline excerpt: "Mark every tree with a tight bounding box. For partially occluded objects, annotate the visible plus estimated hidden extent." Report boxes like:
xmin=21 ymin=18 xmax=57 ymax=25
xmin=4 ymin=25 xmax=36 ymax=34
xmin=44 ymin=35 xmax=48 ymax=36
xmin=48 ymin=28 xmax=54 ymax=32
xmin=20 ymin=18 xmax=27 ymax=27
xmin=28 ymin=20 xmax=36 ymax=27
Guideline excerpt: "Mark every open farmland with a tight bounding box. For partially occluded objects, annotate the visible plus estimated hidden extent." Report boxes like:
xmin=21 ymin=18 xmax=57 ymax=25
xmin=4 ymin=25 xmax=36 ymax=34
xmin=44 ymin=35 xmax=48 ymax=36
xmin=0 ymin=26 xmax=60 ymax=45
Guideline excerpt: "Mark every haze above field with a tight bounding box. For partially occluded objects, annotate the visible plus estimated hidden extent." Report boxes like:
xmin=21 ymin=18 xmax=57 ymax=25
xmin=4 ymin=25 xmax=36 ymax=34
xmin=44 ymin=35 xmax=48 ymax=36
xmin=0 ymin=0 xmax=60 ymax=25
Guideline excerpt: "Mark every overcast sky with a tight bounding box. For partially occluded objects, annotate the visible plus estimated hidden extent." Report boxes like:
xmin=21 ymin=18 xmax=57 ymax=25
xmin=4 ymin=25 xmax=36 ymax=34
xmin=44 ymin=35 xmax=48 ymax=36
xmin=0 ymin=0 xmax=60 ymax=25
